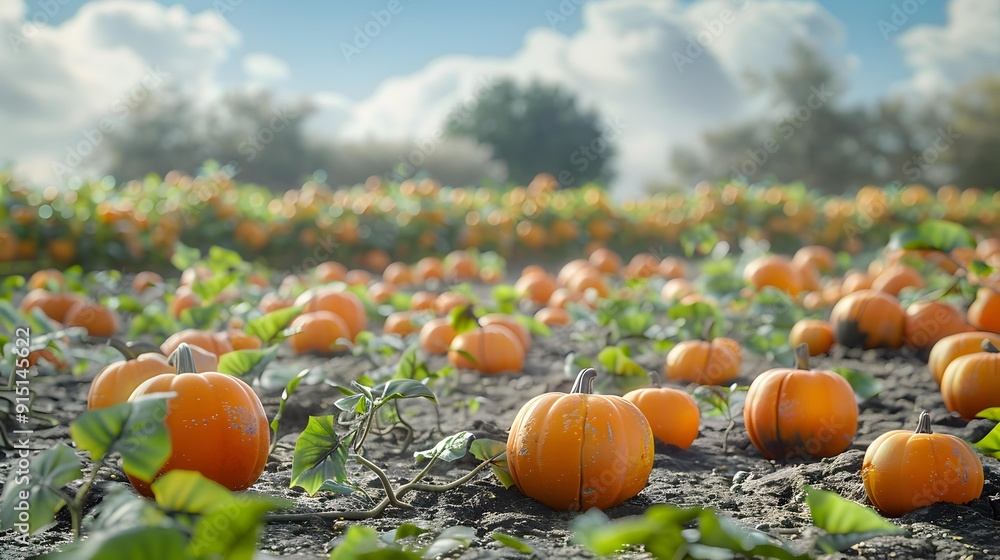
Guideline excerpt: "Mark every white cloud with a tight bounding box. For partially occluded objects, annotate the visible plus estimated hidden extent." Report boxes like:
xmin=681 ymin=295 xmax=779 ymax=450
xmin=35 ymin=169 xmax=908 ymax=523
xmin=1 ymin=0 xmax=239 ymax=182
xmin=243 ymin=52 xmax=291 ymax=84
xmin=896 ymin=0 xmax=1000 ymax=94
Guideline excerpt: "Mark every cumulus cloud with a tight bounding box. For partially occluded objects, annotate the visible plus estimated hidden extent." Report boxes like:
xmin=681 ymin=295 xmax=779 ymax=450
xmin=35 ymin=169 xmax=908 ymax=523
xmin=243 ymin=52 xmax=291 ymax=84
xmin=896 ymin=0 xmax=1000 ymax=94
xmin=1 ymin=0 xmax=239 ymax=182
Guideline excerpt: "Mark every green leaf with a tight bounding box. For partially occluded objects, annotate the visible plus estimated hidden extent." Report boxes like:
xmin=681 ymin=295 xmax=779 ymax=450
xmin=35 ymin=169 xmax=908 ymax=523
xmin=151 ymin=469 xmax=233 ymax=515
xmin=449 ymin=305 xmax=479 ymax=335
xmin=597 ymin=345 xmax=646 ymax=377
xmin=968 ymin=260 xmax=996 ymax=279
xmin=170 ymin=243 xmax=201 ymax=272
xmin=244 ymin=306 xmax=303 ymax=344
xmin=492 ymin=533 xmax=533 ymax=554
xmin=469 ymin=438 xmax=514 ymax=489
xmin=378 ymin=378 xmax=437 ymax=405
xmin=395 ymin=345 xmax=432 ymax=381
xmin=0 ymin=444 xmax=82 ymax=534
xmin=972 ymin=421 xmax=1000 ymax=456
xmin=832 ymin=367 xmax=883 ymax=403
xmin=330 ymin=526 xmax=422 ymax=560
xmin=975 ymin=407 xmax=1000 ymax=421
xmin=270 ymin=369 xmax=310 ymax=452
xmin=805 ymin=485 xmax=904 ymax=553
xmin=394 ymin=523 xmax=431 ymax=541
xmin=38 ymin=526 xmax=190 ymax=560
xmin=888 ymin=220 xmax=975 ymax=252
xmin=290 ymin=416 xmax=348 ymax=495
xmin=179 ymin=303 xmax=221 ymax=330
xmin=207 ymin=245 xmax=247 ymax=271
xmin=70 ymin=393 xmax=173 ymax=482
xmin=514 ymin=313 xmax=552 ymax=337
xmin=423 ymin=526 xmax=476 ymax=559
xmin=414 ymin=431 xmax=474 ymax=463
xmin=216 ymin=346 xmax=280 ymax=378
xmin=572 ymin=505 xmax=694 ymax=557
xmin=491 ymin=285 xmax=518 ymax=315
xmin=697 ymin=509 xmax=805 ymax=560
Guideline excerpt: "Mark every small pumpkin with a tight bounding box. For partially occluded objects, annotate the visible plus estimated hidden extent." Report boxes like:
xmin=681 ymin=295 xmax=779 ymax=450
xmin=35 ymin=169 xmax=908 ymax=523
xmin=161 ymin=329 xmax=233 ymax=358
xmin=744 ymin=344 xmax=858 ymax=460
xmin=657 ymin=257 xmax=687 ymax=280
xmin=665 ymin=337 xmax=741 ymax=386
xmin=288 ymin=311 xmax=351 ymax=355
xmin=19 ymin=289 xmax=82 ymax=323
xmin=871 ymin=264 xmax=925 ymax=296
xmin=829 ymin=289 xmax=905 ymax=349
xmin=418 ymin=317 xmax=457 ymax=355
xmin=902 ymin=301 xmax=971 ymax=351
xmin=506 ymin=368 xmax=654 ymax=511
xmin=87 ymin=340 xmax=174 ymax=410
xmin=64 ymin=300 xmax=120 ymax=338
xmin=624 ymin=253 xmax=659 ymax=279
xmin=478 ymin=313 xmax=531 ymax=352
xmin=514 ymin=271 xmax=557 ymax=305
xmin=314 ymin=261 xmax=347 ymax=283
xmin=927 ymin=331 xmax=1000 ymax=385
xmin=789 ymin=319 xmax=835 ymax=356
xmin=862 ymin=411 xmax=983 ymax=517
xmin=792 ymin=245 xmax=836 ymax=274
xmin=535 ymin=306 xmax=570 ymax=326
xmin=383 ymin=311 xmax=421 ymax=337
xmin=434 ymin=292 xmax=473 ymax=316
xmin=132 ymin=271 xmax=163 ymax=293
xmin=967 ymin=287 xmax=1000 ymax=334
xmin=448 ymin=325 xmax=524 ymax=374
xmin=296 ymin=288 xmax=367 ymax=340
xmin=940 ymin=340 xmax=1000 ymax=420
xmin=413 ymin=256 xmax=445 ymax=283
xmin=127 ymin=343 xmax=269 ymax=497
xmin=623 ymin=376 xmax=699 ymax=449
xmin=168 ymin=285 xmax=201 ymax=319
xmin=382 ymin=262 xmax=412 ymax=286
xmin=743 ymin=255 xmax=801 ymax=295
xmin=588 ymin=248 xmax=622 ymax=275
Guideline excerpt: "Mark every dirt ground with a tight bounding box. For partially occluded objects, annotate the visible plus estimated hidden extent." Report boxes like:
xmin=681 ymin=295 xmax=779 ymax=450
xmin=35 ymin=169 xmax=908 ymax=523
xmin=2 ymin=320 xmax=999 ymax=560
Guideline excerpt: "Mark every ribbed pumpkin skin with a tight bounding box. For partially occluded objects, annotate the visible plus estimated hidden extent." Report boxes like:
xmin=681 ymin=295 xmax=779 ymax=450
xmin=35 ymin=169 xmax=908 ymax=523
xmin=126 ymin=372 xmax=269 ymax=497
xmin=623 ymin=388 xmax=700 ymax=449
xmin=862 ymin=427 xmax=983 ymax=517
xmin=830 ymin=290 xmax=905 ymax=349
xmin=666 ymin=340 xmax=740 ymax=385
xmin=941 ymin=352 xmax=1000 ymax=420
xmin=506 ymin=392 xmax=653 ymax=511
xmin=87 ymin=354 xmax=175 ymax=410
xmin=744 ymin=368 xmax=858 ymax=460
xmin=928 ymin=332 xmax=1000 ymax=385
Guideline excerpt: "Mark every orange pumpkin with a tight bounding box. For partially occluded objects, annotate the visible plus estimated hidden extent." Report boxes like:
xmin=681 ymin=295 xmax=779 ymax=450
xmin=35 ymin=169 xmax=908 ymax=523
xmin=315 ymin=261 xmax=347 ymax=283
xmin=862 ymin=411 xmax=983 ymax=517
xmin=840 ymin=270 xmax=873 ymax=295
xmin=413 ymin=257 xmax=445 ymax=283
xmin=506 ymin=368 xmax=654 ymax=511
xmin=665 ymin=338 xmax=741 ymax=386
xmin=434 ymin=292 xmax=472 ymax=317
xmin=556 ymin=259 xmax=592 ymax=287
xmin=792 ymin=245 xmax=837 ymax=274
xmin=588 ymin=248 xmax=622 ymax=275
xmin=547 ymin=288 xmax=582 ymax=309
xmin=19 ymin=289 xmax=82 ymax=323
xmin=829 ymin=289 xmax=905 ymax=349
xmin=565 ymin=267 xmax=609 ymax=298
xmin=288 ymin=311 xmax=351 ymax=355
xmin=87 ymin=341 xmax=174 ymax=410
xmin=624 ymin=253 xmax=659 ymax=279
xmin=383 ymin=311 xmax=420 ymax=337
xmin=743 ymin=255 xmax=801 ymax=295
xmin=871 ymin=264 xmax=925 ymax=297
xmin=623 ymin=383 xmax=699 ymax=449
xmin=514 ymin=271 xmax=557 ymax=305
xmin=409 ymin=291 xmax=437 ymax=312
xmin=479 ymin=313 xmax=531 ymax=352
xmin=382 ymin=262 xmax=412 ymax=286
xmin=448 ymin=325 xmax=524 ymax=374
xmin=968 ymin=287 xmax=1000 ymax=333
xmin=928 ymin=331 xmax=1000 ymax=385
xmin=444 ymin=250 xmax=478 ymax=280
xmin=903 ymin=301 xmax=971 ymax=350
xmin=168 ymin=286 xmax=201 ymax=320
xmin=132 ymin=271 xmax=163 ymax=293
xmin=367 ymin=281 xmax=397 ymax=304
xmin=535 ymin=306 xmax=570 ymax=326
xmin=744 ymin=344 xmax=858 ymax=460
xmin=64 ymin=301 xmax=120 ymax=338
xmin=161 ymin=329 xmax=233 ymax=358
xmin=127 ymin=343 xmax=269 ymax=497
xmin=344 ymin=269 xmax=373 ymax=287
xmin=297 ymin=288 xmax=367 ymax=340
xmin=940 ymin=340 xmax=1000 ymax=420
xmin=418 ymin=317 xmax=456 ymax=355
xmin=790 ymin=319 xmax=835 ymax=356
xmin=661 ymin=278 xmax=695 ymax=302
xmin=657 ymin=257 xmax=687 ymax=280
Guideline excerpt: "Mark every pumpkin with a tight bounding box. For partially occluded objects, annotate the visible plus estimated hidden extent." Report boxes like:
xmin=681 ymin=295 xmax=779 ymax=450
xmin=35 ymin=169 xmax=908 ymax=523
xmin=623 ymin=380 xmax=699 ymax=449
xmin=588 ymin=248 xmax=622 ymax=275
xmin=657 ymin=257 xmax=687 ymax=280
xmin=87 ymin=340 xmax=174 ymax=410
xmin=665 ymin=338 xmax=741 ymax=386
xmin=168 ymin=285 xmax=201 ymax=319
xmin=535 ymin=306 xmax=570 ymax=326
xmin=435 ymin=292 xmax=473 ymax=316
xmin=840 ymin=270 xmax=873 ymax=295
xmin=161 ymin=329 xmax=233 ymax=358
xmin=315 ymin=261 xmax=347 ymax=283
xmin=413 ymin=257 xmax=445 ymax=283
xmin=903 ymin=301 xmax=971 ymax=350
xmin=624 ymin=253 xmax=659 ymax=279
xmin=296 ymin=288 xmax=367 ymax=340
xmin=514 ymin=271 xmax=557 ymax=305
xmin=940 ymin=340 xmax=1000 ymax=420
xmin=344 ymin=269 xmax=372 ymax=287
xmin=382 ymin=262 xmax=412 ymax=286
xmin=871 ymin=264 xmax=925 ymax=297
xmin=448 ymin=325 xmax=524 ymax=374
xmin=743 ymin=255 xmax=801 ymax=295
xmin=506 ymin=368 xmax=654 ymax=511
xmin=288 ymin=311 xmax=351 ymax=355
xmin=661 ymin=278 xmax=695 ymax=302
xmin=792 ymin=245 xmax=836 ymax=274
xmin=862 ymin=411 xmax=983 ymax=517
xmin=19 ymin=289 xmax=82 ymax=323
xmin=556 ymin=259 xmax=591 ymax=287
xmin=968 ymin=287 xmax=1000 ymax=333
xmin=127 ymin=343 xmax=269 ymax=497
xmin=64 ymin=300 xmax=119 ymax=337
xmin=418 ymin=317 xmax=457 ymax=354
xmin=479 ymin=313 xmax=531 ymax=352
xmin=444 ymin=250 xmax=478 ymax=280
xmin=132 ymin=271 xmax=163 ymax=293
xmin=383 ymin=311 xmax=420 ymax=337
xmin=367 ymin=281 xmax=397 ymax=304
xmin=547 ymin=288 xmax=582 ymax=309
xmin=744 ymin=344 xmax=858 ymax=460
xmin=228 ymin=330 xmax=263 ymax=351
xmin=27 ymin=269 xmax=66 ymax=291
xmin=789 ymin=319 xmax=835 ymax=356
xmin=409 ymin=291 xmax=437 ymax=311
xmin=565 ymin=267 xmax=610 ymax=298
xmin=829 ymin=289 xmax=905 ymax=349
xmin=928 ymin=331 xmax=1000 ymax=384
xmin=258 ymin=292 xmax=294 ymax=314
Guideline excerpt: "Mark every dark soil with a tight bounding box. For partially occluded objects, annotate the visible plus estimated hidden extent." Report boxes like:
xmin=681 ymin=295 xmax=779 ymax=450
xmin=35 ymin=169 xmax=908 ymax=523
xmin=2 ymin=318 xmax=999 ymax=559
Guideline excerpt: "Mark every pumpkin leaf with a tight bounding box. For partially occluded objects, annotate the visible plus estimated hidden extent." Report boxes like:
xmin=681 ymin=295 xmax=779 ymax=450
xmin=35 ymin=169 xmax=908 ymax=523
xmin=395 ymin=345 xmax=432 ymax=381
xmin=491 ymin=285 xmax=518 ymax=315
xmin=244 ymin=305 xmax=303 ymax=344
xmin=70 ymin=393 xmax=173 ymax=482
xmin=179 ymin=303 xmax=221 ymax=330
xmin=216 ymin=346 xmax=280 ymax=378
xmin=804 ymin=485 xmax=904 ymax=553
xmin=449 ymin=305 xmax=479 ymax=335
xmin=975 ymin=407 xmax=1000 ymax=422
xmin=597 ymin=345 xmax=646 ymax=377
xmin=189 ymin=272 xmax=237 ymax=303
xmin=470 ymin=438 xmax=514 ymax=489
xmin=422 ymin=526 xmax=476 ymax=559
xmin=492 ymin=533 xmax=534 ymax=554
xmin=888 ymin=220 xmax=975 ymax=252
xmin=170 ymin=242 xmax=201 ymax=272
xmin=696 ymin=508 xmax=807 ymax=560
xmin=831 ymin=367 xmax=883 ymax=403
xmin=329 ymin=526 xmax=422 ymax=560
xmin=972 ymin=421 xmax=1000 ymax=456
xmin=515 ymin=313 xmax=552 ymax=337
xmin=290 ymin=416 xmax=349 ymax=496
xmin=393 ymin=523 xmax=431 ymax=542
xmin=378 ymin=378 xmax=437 ymax=405
xmin=414 ymin=431 xmax=475 ymax=463
xmin=0 ymin=444 xmax=82 ymax=534
xmin=668 ymin=301 xmax=723 ymax=339
xmin=269 ymin=369 xmax=310 ymax=454
xmin=37 ymin=526 xmax=190 ymax=560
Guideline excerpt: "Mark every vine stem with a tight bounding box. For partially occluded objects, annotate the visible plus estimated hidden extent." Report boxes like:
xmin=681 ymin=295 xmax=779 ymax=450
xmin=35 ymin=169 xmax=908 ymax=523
xmin=60 ymin=464 xmax=102 ymax=539
xmin=354 ymin=454 xmax=413 ymax=510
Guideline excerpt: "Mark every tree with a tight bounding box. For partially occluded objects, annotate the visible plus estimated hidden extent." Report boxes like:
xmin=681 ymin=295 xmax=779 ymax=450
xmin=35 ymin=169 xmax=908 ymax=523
xmin=937 ymin=76 xmax=1000 ymax=188
xmin=445 ymin=79 xmax=614 ymax=187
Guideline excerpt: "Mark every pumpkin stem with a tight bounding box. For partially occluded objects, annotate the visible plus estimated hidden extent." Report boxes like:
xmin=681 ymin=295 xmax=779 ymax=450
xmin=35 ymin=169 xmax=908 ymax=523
xmin=701 ymin=318 xmax=715 ymax=341
xmin=982 ymin=340 xmax=1000 ymax=354
xmin=915 ymin=410 xmax=933 ymax=434
xmin=649 ymin=370 xmax=663 ymax=387
xmin=106 ymin=337 xmax=139 ymax=361
xmin=571 ymin=368 xmax=597 ymax=395
xmin=793 ymin=343 xmax=811 ymax=370
xmin=168 ymin=343 xmax=199 ymax=375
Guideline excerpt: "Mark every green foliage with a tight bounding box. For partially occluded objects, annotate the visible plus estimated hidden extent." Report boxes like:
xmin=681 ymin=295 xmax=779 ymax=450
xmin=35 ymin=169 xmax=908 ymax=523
xmin=888 ymin=220 xmax=976 ymax=253
xmin=0 ymin=444 xmax=82 ymax=534
xmin=269 ymin=369 xmax=310 ymax=455
xmin=413 ymin=432 xmax=474 ymax=464
xmin=469 ymin=439 xmax=513 ymax=489
xmin=216 ymin=346 xmax=280 ymax=378
xmin=831 ymin=367 xmax=883 ymax=403
xmin=70 ymin=394 xmax=173 ymax=483
xmin=244 ymin=306 xmax=303 ymax=344
xmin=804 ymin=485 xmax=905 ymax=553
xmin=290 ymin=416 xmax=349 ymax=496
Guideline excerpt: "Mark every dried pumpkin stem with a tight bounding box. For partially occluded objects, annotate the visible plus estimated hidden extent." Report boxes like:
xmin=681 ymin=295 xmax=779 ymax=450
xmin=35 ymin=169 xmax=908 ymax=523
xmin=168 ymin=343 xmax=198 ymax=374
xmin=571 ymin=368 xmax=597 ymax=394
xmin=648 ymin=371 xmax=663 ymax=387
xmin=106 ymin=337 xmax=140 ymax=361
xmin=915 ymin=411 xmax=933 ymax=434
xmin=982 ymin=340 xmax=1000 ymax=354
xmin=793 ymin=343 xmax=810 ymax=370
